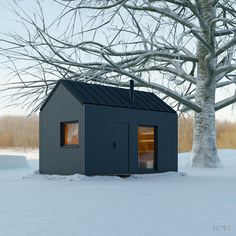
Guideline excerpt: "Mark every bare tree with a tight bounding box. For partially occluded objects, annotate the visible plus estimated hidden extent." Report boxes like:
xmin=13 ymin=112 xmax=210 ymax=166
xmin=1 ymin=0 xmax=236 ymax=167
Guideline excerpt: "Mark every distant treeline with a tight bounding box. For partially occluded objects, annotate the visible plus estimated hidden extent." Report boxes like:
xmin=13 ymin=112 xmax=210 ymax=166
xmin=0 ymin=116 xmax=38 ymax=149
xmin=0 ymin=115 xmax=236 ymax=152
xmin=179 ymin=116 xmax=236 ymax=152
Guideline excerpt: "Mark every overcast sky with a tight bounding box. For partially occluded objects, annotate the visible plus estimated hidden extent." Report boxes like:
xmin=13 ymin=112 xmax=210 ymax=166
xmin=0 ymin=0 xmax=236 ymax=121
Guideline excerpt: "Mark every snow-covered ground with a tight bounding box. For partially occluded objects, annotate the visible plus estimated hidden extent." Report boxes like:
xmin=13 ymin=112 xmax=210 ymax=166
xmin=0 ymin=148 xmax=38 ymax=160
xmin=0 ymin=149 xmax=235 ymax=236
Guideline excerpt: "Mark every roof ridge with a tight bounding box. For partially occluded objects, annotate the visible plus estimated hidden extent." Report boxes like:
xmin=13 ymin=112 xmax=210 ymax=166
xmin=40 ymin=79 xmax=176 ymax=113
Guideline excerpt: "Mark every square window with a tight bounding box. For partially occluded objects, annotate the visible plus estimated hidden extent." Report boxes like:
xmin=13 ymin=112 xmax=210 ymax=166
xmin=62 ymin=122 xmax=79 ymax=146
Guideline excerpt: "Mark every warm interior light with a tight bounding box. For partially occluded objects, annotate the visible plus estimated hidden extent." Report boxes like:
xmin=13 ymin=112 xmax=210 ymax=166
xmin=138 ymin=127 xmax=155 ymax=169
xmin=63 ymin=122 xmax=79 ymax=145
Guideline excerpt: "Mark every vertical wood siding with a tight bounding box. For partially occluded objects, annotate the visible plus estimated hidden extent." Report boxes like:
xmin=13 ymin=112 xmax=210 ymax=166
xmin=40 ymin=84 xmax=85 ymax=175
xmin=40 ymin=84 xmax=177 ymax=175
xmin=85 ymin=104 xmax=177 ymax=175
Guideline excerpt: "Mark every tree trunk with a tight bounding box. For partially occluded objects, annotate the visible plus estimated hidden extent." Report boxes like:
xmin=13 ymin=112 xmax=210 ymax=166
xmin=190 ymin=42 xmax=223 ymax=167
xmin=190 ymin=0 xmax=223 ymax=167
xmin=190 ymin=88 xmax=222 ymax=167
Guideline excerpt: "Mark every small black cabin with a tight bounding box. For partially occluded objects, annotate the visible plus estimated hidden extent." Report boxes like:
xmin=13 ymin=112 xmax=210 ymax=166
xmin=39 ymin=79 xmax=177 ymax=175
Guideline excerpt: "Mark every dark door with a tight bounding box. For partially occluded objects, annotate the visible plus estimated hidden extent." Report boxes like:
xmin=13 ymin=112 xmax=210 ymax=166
xmin=112 ymin=123 xmax=129 ymax=174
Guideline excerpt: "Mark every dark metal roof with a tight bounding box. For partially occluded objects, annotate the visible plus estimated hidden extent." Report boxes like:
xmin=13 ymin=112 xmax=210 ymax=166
xmin=40 ymin=79 xmax=176 ymax=113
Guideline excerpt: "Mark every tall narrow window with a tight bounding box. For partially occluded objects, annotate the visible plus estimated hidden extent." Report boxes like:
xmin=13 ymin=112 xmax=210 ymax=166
xmin=62 ymin=122 xmax=79 ymax=146
xmin=138 ymin=126 xmax=156 ymax=169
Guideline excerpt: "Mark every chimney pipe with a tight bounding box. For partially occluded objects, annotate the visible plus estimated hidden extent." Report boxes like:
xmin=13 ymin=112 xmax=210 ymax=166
xmin=129 ymin=80 xmax=134 ymax=104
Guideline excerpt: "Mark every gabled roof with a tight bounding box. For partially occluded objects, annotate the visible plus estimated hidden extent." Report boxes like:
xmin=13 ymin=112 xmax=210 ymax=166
xmin=40 ymin=79 xmax=176 ymax=113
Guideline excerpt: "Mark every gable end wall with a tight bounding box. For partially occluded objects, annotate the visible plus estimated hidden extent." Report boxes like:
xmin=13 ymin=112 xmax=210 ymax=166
xmin=39 ymin=84 xmax=85 ymax=174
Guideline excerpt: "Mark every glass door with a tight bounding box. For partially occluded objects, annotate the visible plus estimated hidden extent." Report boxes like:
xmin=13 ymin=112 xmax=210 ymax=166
xmin=138 ymin=126 xmax=156 ymax=169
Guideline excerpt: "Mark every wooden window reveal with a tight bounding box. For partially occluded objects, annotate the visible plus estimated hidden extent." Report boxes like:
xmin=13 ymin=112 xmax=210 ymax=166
xmin=63 ymin=122 xmax=79 ymax=146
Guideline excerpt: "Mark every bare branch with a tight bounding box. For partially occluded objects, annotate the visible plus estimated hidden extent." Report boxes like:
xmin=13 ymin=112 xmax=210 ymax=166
xmin=215 ymin=36 xmax=236 ymax=57
xmin=214 ymin=64 xmax=236 ymax=77
xmin=123 ymin=3 xmax=199 ymax=30
xmin=215 ymin=27 xmax=236 ymax=36
xmin=215 ymin=94 xmax=236 ymax=111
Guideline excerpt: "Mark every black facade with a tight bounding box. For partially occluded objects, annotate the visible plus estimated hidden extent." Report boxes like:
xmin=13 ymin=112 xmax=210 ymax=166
xmin=39 ymin=79 xmax=178 ymax=175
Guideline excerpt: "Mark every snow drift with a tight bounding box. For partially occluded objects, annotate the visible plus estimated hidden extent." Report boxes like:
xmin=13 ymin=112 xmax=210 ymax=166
xmin=0 ymin=154 xmax=28 ymax=169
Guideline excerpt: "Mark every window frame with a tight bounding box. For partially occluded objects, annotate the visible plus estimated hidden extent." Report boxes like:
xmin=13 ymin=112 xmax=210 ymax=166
xmin=61 ymin=121 xmax=80 ymax=148
xmin=137 ymin=125 xmax=158 ymax=171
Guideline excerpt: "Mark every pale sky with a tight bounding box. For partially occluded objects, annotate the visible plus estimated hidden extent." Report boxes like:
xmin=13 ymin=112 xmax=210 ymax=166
xmin=0 ymin=0 xmax=236 ymax=121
